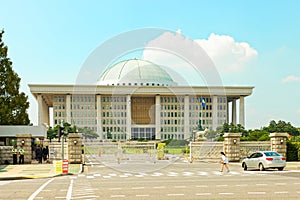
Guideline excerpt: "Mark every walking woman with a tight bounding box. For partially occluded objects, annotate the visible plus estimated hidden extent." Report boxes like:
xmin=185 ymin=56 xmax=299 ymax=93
xmin=219 ymin=152 xmax=230 ymax=172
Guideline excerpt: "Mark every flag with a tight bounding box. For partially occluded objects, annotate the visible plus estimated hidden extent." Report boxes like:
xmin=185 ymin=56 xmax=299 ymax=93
xmin=200 ymin=97 xmax=206 ymax=107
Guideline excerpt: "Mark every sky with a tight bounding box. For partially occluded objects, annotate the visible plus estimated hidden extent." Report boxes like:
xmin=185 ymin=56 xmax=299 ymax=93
xmin=1 ymin=0 xmax=300 ymax=129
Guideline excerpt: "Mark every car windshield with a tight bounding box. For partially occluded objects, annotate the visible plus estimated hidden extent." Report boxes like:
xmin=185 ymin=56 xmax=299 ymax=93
xmin=264 ymin=152 xmax=280 ymax=157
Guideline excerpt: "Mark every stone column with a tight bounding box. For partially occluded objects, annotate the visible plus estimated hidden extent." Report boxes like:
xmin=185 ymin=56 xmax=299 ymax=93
xmin=223 ymin=133 xmax=241 ymax=162
xmin=212 ymin=96 xmax=218 ymax=130
xmin=68 ymin=133 xmax=82 ymax=164
xmin=239 ymin=96 xmax=245 ymax=126
xmin=232 ymin=99 xmax=237 ymax=125
xmin=37 ymin=94 xmax=44 ymax=126
xmin=155 ymin=95 xmax=161 ymax=140
xmin=37 ymin=94 xmax=50 ymax=126
xmin=269 ymin=133 xmax=288 ymax=157
xmin=66 ymin=94 xmax=71 ymax=124
xmin=96 ymin=94 xmax=103 ymax=140
xmin=226 ymin=100 xmax=229 ymax=123
xmin=126 ymin=95 xmax=131 ymax=140
xmin=184 ymin=95 xmax=189 ymax=139
xmin=16 ymin=134 xmax=32 ymax=164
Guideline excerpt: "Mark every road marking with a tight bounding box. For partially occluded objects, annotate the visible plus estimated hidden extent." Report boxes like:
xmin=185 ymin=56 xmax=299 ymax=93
xmin=294 ymin=183 xmax=300 ymax=185
xmin=167 ymin=194 xmax=184 ymax=196
xmin=94 ymin=173 xmax=101 ymax=176
xmin=131 ymin=187 xmax=145 ymax=190
xmin=248 ymin=192 xmax=266 ymax=195
xmin=85 ymin=188 xmax=99 ymax=191
xmin=219 ymin=193 xmax=234 ymax=195
xmin=256 ymin=183 xmax=267 ymax=186
xmin=198 ymin=171 xmax=208 ymax=176
xmin=28 ymin=178 xmax=54 ymax=200
xmin=196 ymin=193 xmax=211 ymax=196
xmin=109 ymin=173 xmax=117 ymax=176
xmin=216 ymin=184 xmax=228 ymax=187
xmin=236 ymin=184 xmax=247 ymax=187
xmin=72 ymin=195 xmax=99 ymax=199
xmin=183 ymin=172 xmax=194 ymax=176
xmin=274 ymin=191 xmax=288 ymax=194
xmin=275 ymin=183 xmax=287 ymax=185
xmin=109 ymin=188 xmax=122 ymax=190
xmin=86 ymin=176 xmax=94 ymax=179
xmin=153 ymin=186 xmax=166 ymax=189
xmin=136 ymin=195 xmax=149 ymax=197
xmin=111 ymin=195 xmax=125 ymax=198
xmin=66 ymin=179 xmax=73 ymax=200
xmin=196 ymin=185 xmax=208 ymax=188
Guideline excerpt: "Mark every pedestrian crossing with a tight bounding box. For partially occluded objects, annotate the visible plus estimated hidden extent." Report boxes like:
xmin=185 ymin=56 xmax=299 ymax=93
xmin=78 ymin=169 xmax=297 ymax=179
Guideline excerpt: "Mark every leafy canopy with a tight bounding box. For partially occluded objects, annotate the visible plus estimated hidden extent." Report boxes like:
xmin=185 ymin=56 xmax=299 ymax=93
xmin=0 ymin=30 xmax=30 ymax=125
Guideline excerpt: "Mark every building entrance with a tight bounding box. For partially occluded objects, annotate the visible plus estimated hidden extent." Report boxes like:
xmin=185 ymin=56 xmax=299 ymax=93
xmin=131 ymin=127 xmax=155 ymax=140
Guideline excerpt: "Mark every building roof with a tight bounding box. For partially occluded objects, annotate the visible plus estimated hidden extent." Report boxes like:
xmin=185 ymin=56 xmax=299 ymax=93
xmin=97 ymin=59 xmax=177 ymax=86
xmin=0 ymin=126 xmax=47 ymax=138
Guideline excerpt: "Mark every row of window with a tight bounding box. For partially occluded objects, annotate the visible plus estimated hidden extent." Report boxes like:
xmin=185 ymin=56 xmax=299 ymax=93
xmin=109 ymin=82 xmax=170 ymax=86
xmin=161 ymin=133 xmax=185 ymax=140
xmin=160 ymin=97 xmax=184 ymax=103
xmin=161 ymin=112 xmax=184 ymax=118
xmin=54 ymin=95 xmax=228 ymax=104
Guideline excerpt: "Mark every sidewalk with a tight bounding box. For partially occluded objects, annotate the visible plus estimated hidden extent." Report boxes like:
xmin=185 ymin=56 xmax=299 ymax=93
xmin=0 ymin=163 xmax=82 ymax=180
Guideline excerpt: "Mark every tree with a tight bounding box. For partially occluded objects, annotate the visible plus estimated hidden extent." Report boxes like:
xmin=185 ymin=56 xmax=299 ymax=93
xmin=79 ymin=127 xmax=99 ymax=139
xmin=263 ymin=120 xmax=299 ymax=136
xmin=0 ymin=30 xmax=30 ymax=125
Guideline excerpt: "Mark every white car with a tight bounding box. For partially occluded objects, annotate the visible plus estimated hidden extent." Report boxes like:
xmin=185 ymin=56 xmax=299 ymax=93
xmin=241 ymin=151 xmax=286 ymax=171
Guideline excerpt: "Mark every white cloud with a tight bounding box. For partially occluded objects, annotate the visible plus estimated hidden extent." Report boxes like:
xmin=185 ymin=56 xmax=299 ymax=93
xmin=142 ymin=31 xmax=258 ymax=83
xmin=282 ymin=75 xmax=300 ymax=83
xmin=142 ymin=31 xmax=225 ymax=86
xmin=195 ymin=33 xmax=258 ymax=73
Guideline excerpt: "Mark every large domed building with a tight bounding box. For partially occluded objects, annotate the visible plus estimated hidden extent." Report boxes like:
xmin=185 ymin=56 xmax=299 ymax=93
xmin=29 ymin=59 xmax=253 ymax=140
xmin=97 ymin=59 xmax=177 ymax=86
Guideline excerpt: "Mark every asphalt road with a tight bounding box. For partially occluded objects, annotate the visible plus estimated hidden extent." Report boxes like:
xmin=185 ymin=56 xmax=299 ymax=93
xmin=1 ymin=159 xmax=300 ymax=200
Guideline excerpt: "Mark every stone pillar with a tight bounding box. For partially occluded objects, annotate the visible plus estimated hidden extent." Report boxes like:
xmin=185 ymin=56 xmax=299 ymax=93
xmin=37 ymin=94 xmax=50 ymax=126
xmin=96 ymin=94 xmax=103 ymax=140
xmin=66 ymin=94 xmax=71 ymax=124
xmin=212 ymin=96 xmax=218 ymax=130
xmin=155 ymin=95 xmax=161 ymax=140
xmin=270 ymin=133 xmax=288 ymax=157
xmin=16 ymin=134 xmax=32 ymax=164
xmin=239 ymin=96 xmax=245 ymax=126
xmin=223 ymin=133 xmax=241 ymax=162
xmin=232 ymin=99 xmax=237 ymax=125
xmin=184 ymin=95 xmax=189 ymax=139
xmin=68 ymin=133 xmax=82 ymax=164
xmin=126 ymin=95 xmax=131 ymax=140
xmin=226 ymin=100 xmax=229 ymax=123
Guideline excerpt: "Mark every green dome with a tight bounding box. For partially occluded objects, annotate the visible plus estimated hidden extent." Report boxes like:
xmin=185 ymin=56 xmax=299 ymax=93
xmin=97 ymin=59 xmax=176 ymax=86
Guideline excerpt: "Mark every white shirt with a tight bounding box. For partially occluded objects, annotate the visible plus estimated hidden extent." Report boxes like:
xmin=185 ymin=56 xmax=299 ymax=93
xmin=221 ymin=155 xmax=228 ymax=164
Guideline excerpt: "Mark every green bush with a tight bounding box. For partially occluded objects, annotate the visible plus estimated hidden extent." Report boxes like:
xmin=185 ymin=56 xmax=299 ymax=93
xmin=287 ymin=141 xmax=300 ymax=161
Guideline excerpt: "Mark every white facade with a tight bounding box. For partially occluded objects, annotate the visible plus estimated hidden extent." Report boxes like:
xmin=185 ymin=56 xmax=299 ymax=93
xmin=29 ymin=59 xmax=253 ymax=140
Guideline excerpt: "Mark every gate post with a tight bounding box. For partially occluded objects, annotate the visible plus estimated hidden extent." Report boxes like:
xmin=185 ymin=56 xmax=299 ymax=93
xmin=68 ymin=133 xmax=82 ymax=164
xmin=16 ymin=134 xmax=32 ymax=164
xmin=223 ymin=133 xmax=241 ymax=162
xmin=269 ymin=133 xmax=288 ymax=157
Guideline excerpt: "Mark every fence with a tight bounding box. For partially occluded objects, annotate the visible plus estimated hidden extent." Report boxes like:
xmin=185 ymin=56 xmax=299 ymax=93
xmin=190 ymin=141 xmax=272 ymax=161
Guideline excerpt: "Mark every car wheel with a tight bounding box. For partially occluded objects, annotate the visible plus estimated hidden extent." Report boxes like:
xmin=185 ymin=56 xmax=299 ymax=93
xmin=278 ymin=167 xmax=284 ymax=171
xmin=259 ymin=163 xmax=265 ymax=171
xmin=242 ymin=163 xmax=247 ymax=171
